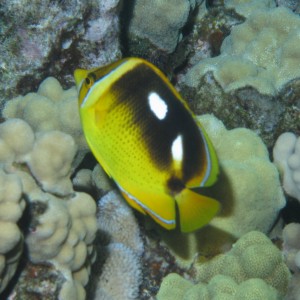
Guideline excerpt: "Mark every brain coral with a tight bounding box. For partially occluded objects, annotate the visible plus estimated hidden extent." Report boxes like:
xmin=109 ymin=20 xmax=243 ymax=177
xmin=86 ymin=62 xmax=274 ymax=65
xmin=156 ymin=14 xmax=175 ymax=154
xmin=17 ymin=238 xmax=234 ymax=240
xmin=273 ymin=132 xmax=300 ymax=202
xmin=185 ymin=7 xmax=300 ymax=96
xmin=0 ymin=118 xmax=97 ymax=299
xmin=157 ymin=273 xmax=280 ymax=300
xmin=196 ymin=231 xmax=291 ymax=298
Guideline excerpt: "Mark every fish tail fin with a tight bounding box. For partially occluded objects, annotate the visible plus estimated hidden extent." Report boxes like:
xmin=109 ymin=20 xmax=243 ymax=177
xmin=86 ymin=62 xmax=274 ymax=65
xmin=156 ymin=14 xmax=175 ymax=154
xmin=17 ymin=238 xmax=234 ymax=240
xmin=175 ymin=188 xmax=220 ymax=233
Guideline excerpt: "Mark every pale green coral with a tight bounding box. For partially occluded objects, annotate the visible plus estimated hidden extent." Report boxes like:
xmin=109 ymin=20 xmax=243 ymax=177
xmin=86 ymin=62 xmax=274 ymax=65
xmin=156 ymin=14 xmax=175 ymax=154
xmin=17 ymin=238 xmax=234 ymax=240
xmin=157 ymin=273 xmax=280 ymax=300
xmin=185 ymin=7 xmax=300 ymax=95
xmin=196 ymin=231 xmax=291 ymax=298
xmin=158 ymin=232 xmax=290 ymax=299
xmin=225 ymin=0 xmax=275 ymax=18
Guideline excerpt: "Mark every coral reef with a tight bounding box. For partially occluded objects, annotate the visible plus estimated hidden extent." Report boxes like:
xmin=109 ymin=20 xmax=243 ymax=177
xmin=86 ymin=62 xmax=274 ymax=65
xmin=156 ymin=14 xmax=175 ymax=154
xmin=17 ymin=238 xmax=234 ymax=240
xmin=282 ymin=223 xmax=300 ymax=300
xmin=0 ymin=118 xmax=97 ymax=299
xmin=3 ymin=77 xmax=87 ymax=156
xmin=95 ymin=190 xmax=143 ymax=300
xmin=0 ymin=171 xmax=25 ymax=293
xmin=273 ymin=132 xmax=300 ymax=202
xmin=0 ymin=0 xmax=122 ymax=106
xmin=181 ymin=6 xmax=300 ymax=146
xmin=157 ymin=273 xmax=280 ymax=300
xmin=224 ymin=0 xmax=276 ymax=18
xmin=127 ymin=0 xmax=200 ymax=71
xmin=92 ymin=164 xmax=115 ymax=195
xmin=195 ymin=231 xmax=290 ymax=297
xmin=161 ymin=114 xmax=285 ymax=263
xmin=185 ymin=7 xmax=300 ymax=96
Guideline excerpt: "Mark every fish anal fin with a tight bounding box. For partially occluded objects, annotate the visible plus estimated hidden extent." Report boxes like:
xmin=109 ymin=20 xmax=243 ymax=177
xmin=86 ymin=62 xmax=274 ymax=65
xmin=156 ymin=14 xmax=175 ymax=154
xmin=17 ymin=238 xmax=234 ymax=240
xmin=120 ymin=190 xmax=146 ymax=215
xmin=175 ymin=188 xmax=220 ymax=233
xmin=120 ymin=188 xmax=177 ymax=230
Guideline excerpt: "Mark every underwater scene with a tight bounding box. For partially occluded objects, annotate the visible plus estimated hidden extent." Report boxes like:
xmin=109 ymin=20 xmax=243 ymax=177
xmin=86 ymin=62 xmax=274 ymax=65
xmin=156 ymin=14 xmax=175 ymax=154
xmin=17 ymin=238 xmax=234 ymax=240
xmin=0 ymin=0 xmax=300 ymax=299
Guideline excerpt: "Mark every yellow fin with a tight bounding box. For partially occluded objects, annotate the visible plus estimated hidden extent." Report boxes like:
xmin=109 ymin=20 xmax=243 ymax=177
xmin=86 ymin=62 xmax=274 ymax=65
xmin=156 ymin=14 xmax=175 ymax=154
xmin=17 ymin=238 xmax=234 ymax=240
xmin=120 ymin=190 xmax=146 ymax=215
xmin=175 ymin=188 xmax=220 ymax=233
xmin=119 ymin=184 xmax=176 ymax=230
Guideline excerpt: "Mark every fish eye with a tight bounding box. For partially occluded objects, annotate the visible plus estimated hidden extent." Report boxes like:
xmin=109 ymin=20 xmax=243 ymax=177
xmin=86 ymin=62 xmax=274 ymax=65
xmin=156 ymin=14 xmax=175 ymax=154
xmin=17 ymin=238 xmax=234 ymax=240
xmin=85 ymin=75 xmax=94 ymax=88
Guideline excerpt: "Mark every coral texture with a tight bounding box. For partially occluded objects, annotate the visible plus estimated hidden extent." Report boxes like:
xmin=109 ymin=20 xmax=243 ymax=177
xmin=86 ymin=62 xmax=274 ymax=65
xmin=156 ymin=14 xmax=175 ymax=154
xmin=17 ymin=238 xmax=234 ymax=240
xmin=3 ymin=77 xmax=87 ymax=155
xmin=283 ymin=223 xmax=300 ymax=273
xmin=273 ymin=132 xmax=300 ymax=202
xmin=95 ymin=190 xmax=143 ymax=300
xmin=185 ymin=7 xmax=300 ymax=96
xmin=0 ymin=118 xmax=97 ymax=299
xmin=161 ymin=114 xmax=285 ymax=263
xmin=129 ymin=0 xmax=192 ymax=54
xmin=0 ymin=0 xmax=122 ymax=106
xmin=195 ymin=231 xmax=291 ymax=298
xmin=0 ymin=170 xmax=25 ymax=293
xmin=224 ymin=0 xmax=276 ymax=17
xmin=157 ymin=273 xmax=279 ymax=300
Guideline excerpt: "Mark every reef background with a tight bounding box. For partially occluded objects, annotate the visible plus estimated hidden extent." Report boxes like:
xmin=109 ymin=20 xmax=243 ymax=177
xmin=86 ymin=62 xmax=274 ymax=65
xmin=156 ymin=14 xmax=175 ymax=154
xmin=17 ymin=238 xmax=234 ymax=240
xmin=0 ymin=0 xmax=300 ymax=299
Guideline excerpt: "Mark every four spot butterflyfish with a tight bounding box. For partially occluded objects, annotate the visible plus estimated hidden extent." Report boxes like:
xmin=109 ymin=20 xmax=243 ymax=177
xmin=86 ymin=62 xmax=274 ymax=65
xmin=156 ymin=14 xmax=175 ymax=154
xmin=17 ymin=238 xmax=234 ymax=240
xmin=74 ymin=57 xmax=220 ymax=232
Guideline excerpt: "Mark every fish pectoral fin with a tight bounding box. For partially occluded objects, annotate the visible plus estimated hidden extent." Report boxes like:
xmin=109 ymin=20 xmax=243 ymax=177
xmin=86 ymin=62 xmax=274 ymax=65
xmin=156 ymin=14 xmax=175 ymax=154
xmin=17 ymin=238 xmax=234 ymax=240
xmin=175 ymin=189 xmax=220 ymax=233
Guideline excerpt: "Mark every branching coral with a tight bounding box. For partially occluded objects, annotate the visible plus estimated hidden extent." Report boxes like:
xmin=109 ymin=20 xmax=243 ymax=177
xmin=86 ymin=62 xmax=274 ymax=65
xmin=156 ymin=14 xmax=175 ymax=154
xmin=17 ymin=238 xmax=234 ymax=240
xmin=273 ymin=132 xmax=300 ymax=202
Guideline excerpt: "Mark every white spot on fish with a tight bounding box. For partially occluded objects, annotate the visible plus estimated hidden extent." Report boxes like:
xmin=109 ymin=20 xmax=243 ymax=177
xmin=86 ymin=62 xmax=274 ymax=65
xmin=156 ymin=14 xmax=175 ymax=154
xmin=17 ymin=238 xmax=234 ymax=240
xmin=171 ymin=135 xmax=183 ymax=162
xmin=148 ymin=92 xmax=168 ymax=120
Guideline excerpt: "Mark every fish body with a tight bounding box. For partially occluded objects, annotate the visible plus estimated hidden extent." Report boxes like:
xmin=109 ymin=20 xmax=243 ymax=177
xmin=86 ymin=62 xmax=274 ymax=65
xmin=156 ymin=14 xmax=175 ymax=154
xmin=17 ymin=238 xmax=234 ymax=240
xmin=75 ymin=58 xmax=219 ymax=232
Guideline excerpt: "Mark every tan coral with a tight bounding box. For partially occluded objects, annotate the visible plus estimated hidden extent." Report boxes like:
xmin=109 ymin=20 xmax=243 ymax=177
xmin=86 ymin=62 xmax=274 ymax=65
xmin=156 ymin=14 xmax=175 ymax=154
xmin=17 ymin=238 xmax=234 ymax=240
xmin=3 ymin=77 xmax=88 ymax=155
xmin=0 ymin=170 xmax=25 ymax=293
xmin=160 ymin=114 xmax=285 ymax=265
xmin=185 ymin=7 xmax=300 ymax=96
xmin=0 ymin=118 xmax=97 ymax=299
xmin=27 ymin=131 xmax=77 ymax=196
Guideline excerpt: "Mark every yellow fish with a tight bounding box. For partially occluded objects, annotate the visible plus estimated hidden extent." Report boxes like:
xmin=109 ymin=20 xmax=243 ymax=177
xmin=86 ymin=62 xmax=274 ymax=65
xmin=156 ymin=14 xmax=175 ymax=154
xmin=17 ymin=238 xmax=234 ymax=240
xmin=74 ymin=58 xmax=220 ymax=232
